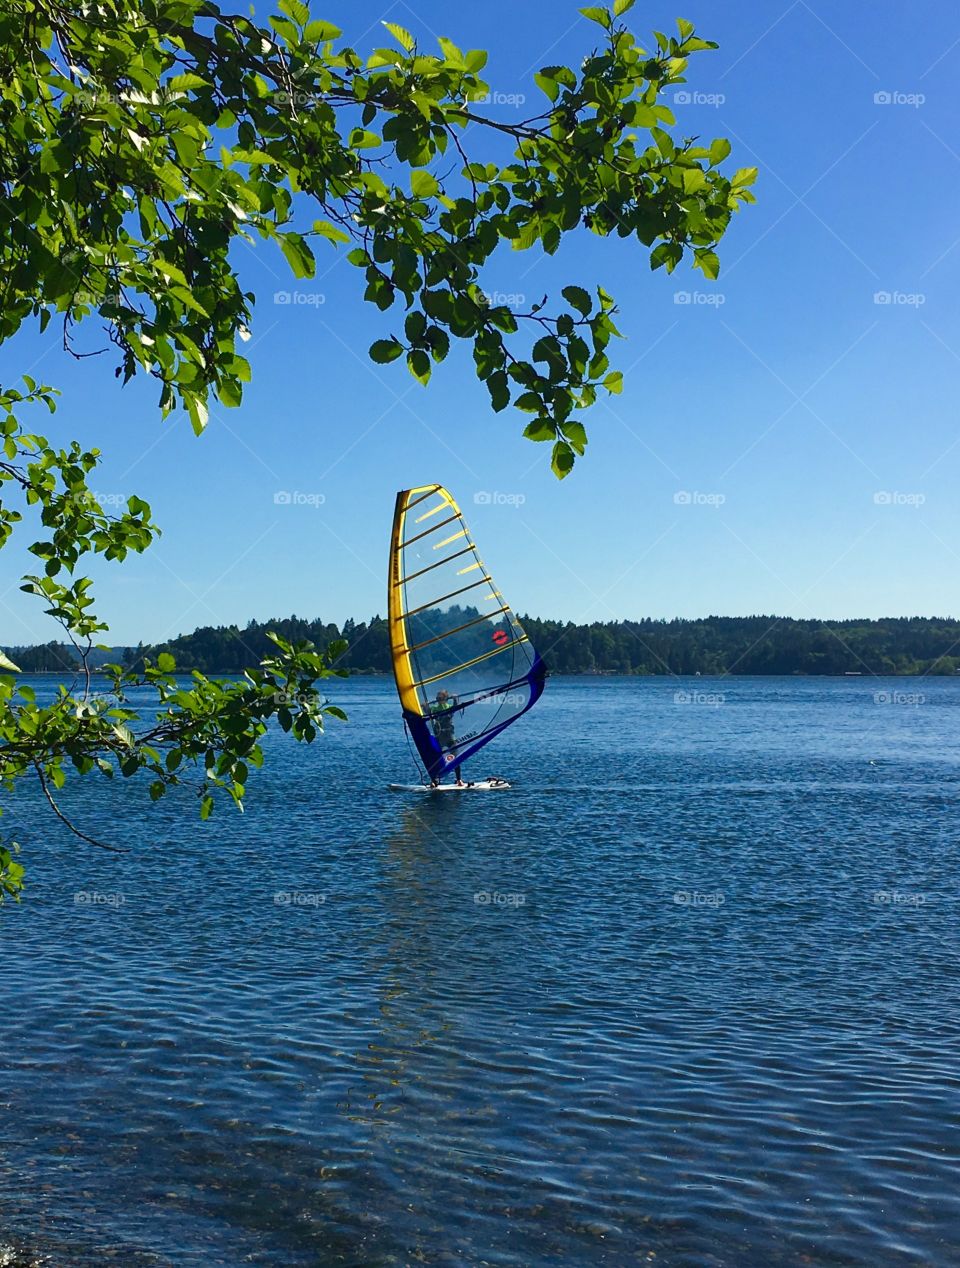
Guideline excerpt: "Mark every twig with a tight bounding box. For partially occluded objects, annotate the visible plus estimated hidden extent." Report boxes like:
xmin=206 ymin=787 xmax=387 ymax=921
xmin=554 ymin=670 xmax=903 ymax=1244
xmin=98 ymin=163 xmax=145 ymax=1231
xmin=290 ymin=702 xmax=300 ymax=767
xmin=34 ymin=762 xmax=127 ymax=853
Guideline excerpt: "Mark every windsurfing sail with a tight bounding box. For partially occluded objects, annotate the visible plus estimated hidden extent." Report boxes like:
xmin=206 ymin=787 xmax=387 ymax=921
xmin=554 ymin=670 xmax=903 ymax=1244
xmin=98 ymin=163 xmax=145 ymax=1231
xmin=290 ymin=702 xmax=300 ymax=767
xmin=388 ymin=484 xmax=546 ymax=783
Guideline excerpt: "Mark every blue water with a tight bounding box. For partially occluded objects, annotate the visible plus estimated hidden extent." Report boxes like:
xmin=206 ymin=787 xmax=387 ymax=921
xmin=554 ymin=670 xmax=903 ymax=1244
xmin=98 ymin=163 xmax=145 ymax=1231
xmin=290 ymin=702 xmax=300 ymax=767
xmin=3 ymin=675 xmax=960 ymax=1266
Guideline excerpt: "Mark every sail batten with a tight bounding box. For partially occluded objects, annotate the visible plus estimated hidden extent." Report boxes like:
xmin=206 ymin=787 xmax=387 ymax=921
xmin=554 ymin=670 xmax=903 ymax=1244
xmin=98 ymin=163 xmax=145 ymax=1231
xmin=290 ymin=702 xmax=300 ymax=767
xmin=408 ymin=605 xmax=512 ymax=653
xmin=399 ymin=513 xmax=460 ymax=550
xmin=402 ymin=576 xmax=492 ymax=619
xmin=416 ymin=637 xmax=531 ymax=686
xmin=397 ymin=545 xmax=475 ymax=586
xmin=388 ymin=485 xmax=545 ymax=782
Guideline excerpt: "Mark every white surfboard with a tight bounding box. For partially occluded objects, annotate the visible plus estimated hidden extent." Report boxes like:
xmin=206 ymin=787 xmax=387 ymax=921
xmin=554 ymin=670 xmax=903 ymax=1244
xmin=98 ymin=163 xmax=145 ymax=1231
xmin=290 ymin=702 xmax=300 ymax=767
xmin=388 ymin=779 xmax=512 ymax=792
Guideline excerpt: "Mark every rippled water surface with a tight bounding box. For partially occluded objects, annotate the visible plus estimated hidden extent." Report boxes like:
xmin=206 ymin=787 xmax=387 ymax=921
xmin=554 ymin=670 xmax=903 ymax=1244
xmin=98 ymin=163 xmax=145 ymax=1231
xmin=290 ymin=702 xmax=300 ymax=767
xmin=4 ymin=675 xmax=960 ymax=1266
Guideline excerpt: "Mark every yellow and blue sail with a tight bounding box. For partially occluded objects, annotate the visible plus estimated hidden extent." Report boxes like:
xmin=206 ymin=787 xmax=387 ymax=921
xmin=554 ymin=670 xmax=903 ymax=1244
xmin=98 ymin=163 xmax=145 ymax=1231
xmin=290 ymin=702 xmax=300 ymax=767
xmin=388 ymin=484 xmax=546 ymax=782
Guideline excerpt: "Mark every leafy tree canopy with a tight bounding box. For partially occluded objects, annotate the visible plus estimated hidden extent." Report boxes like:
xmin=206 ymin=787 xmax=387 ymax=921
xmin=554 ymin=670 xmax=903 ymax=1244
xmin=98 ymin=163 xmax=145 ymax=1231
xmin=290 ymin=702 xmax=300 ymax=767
xmin=0 ymin=0 xmax=754 ymax=899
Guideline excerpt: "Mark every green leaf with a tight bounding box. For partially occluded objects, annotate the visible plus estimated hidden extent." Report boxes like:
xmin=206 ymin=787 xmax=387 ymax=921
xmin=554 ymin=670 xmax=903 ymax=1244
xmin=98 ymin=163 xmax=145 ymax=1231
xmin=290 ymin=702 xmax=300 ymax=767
xmin=280 ymin=0 xmax=310 ymax=25
xmin=187 ymin=396 xmax=209 ymax=435
xmin=154 ymin=259 xmax=189 ymax=287
xmin=561 ymin=420 xmax=588 ymax=453
xmin=348 ymin=129 xmax=382 ymax=150
xmin=157 ymin=651 xmax=176 ymax=673
xmin=411 ymin=170 xmax=439 ymax=198
xmin=166 ymin=72 xmax=211 ymax=92
xmin=709 ymin=137 xmax=732 ymax=166
xmin=305 ymin=19 xmax=341 ymax=41
xmin=269 ymin=16 xmax=299 ymax=46
xmin=603 ymin=371 xmax=624 ymax=394
xmin=580 ymin=6 xmax=612 ymax=29
xmin=405 ymin=311 xmax=427 ymax=343
xmin=382 ymin=21 xmax=415 ymax=51
xmin=562 ymin=285 xmax=592 ymax=316
xmin=523 ymin=418 xmax=556 ymax=442
xmin=651 ymin=127 xmax=675 ymax=160
xmin=694 ymin=250 xmax=720 ymax=281
xmin=551 ymin=442 xmax=576 ymax=479
xmin=487 ymin=371 xmax=510 ymax=412
xmin=650 ymin=242 xmax=682 ymax=273
xmin=426 ymin=326 xmax=450 ymax=363
xmin=534 ymin=72 xmax=560 ymax=103
xmin=279 ymin=233 xmax=315 ymax=279
xmin=623 ymin=102 xmax=658 ymax=127
xmin=370 ymin=338 xmax=405 ymax=364
xmin=313 ymin=219 xmax=350 ymax=245
xmin=437 ymin=36 xmax=464 ymax=64
xmin=515 ymin=392 xmax=542 ymax=413
xmin=218 ymin=378 xmax=242 ymax=408
xmin=614 ymin=0 xmax=636 ymax=14
xmin=681 ymin=168 xmax=707 ymax=194
xmin=407 ymin=349 xmax=431 ymax=385
xmin=684 ymin=36 xmax=718 ymax=52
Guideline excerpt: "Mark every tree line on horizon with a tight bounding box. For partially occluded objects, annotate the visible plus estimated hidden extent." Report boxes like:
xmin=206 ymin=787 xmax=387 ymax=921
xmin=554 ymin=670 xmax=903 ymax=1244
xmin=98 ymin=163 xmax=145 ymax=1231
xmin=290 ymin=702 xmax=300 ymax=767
xmin=7 ymin=613 xmax=960 ymax=677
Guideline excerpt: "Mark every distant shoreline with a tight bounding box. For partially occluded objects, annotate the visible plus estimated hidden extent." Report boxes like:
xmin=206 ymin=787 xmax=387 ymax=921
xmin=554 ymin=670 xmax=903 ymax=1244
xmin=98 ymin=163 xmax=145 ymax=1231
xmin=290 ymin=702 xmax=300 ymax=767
xmin=9 ymin=612 xmax=960 ymax=678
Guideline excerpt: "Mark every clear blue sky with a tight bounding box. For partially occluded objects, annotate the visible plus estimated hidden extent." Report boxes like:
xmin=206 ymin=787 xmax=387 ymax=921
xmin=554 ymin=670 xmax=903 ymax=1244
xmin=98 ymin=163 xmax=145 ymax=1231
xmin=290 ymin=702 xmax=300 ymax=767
xmin=3 ymin=0 xmax=959 ymax=646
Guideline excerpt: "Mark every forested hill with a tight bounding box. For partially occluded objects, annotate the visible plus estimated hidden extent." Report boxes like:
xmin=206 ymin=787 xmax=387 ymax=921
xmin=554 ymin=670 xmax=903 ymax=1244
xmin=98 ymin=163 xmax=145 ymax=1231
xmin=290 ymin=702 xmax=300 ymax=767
xmin=108 ymin=614 xmax=960 ymax=677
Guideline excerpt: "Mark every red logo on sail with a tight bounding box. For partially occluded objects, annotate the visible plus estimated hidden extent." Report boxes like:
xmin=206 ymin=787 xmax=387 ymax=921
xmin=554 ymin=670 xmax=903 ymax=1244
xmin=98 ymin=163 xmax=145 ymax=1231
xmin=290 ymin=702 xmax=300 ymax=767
xmin=492 ymin=629 xmax=509 ymax=646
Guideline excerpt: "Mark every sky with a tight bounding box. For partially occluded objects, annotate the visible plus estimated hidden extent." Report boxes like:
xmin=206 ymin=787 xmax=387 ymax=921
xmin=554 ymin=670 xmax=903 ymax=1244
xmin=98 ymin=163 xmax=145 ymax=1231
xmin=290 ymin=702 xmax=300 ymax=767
xmin=2 ymin=0 xmax=960 ymax=646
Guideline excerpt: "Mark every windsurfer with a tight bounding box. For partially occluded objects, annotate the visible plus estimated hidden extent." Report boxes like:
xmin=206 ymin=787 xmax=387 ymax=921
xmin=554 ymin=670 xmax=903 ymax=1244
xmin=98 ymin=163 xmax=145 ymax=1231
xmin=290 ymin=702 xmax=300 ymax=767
xmin=431 ymin=689 xmax=465 ymax=786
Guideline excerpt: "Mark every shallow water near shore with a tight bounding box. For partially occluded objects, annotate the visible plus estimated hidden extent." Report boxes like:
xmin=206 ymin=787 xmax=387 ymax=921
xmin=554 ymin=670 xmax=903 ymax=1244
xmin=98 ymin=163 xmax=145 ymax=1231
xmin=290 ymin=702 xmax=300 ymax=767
xmin=3 ymin=674 xmax=960 ymax=1265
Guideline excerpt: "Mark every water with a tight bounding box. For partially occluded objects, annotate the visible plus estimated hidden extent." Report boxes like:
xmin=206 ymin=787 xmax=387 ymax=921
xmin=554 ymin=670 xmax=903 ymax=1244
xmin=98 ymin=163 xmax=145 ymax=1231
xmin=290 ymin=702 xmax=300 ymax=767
xmin=3 ymin=675 xmax=960 ymax=1266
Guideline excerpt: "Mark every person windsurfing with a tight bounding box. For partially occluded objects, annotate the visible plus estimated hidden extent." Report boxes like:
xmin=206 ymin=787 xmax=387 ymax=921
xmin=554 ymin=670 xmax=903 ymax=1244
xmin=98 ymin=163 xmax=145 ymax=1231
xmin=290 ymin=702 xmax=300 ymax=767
xmin=430 ymin=688 xmax=466 ymax=786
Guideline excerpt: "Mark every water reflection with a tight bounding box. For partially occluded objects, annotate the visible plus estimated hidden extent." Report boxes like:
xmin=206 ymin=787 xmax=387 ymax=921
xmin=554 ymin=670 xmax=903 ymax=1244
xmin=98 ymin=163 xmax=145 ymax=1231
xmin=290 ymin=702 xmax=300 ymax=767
xmin=346 ymin=802 xmax=533 ymax=1130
